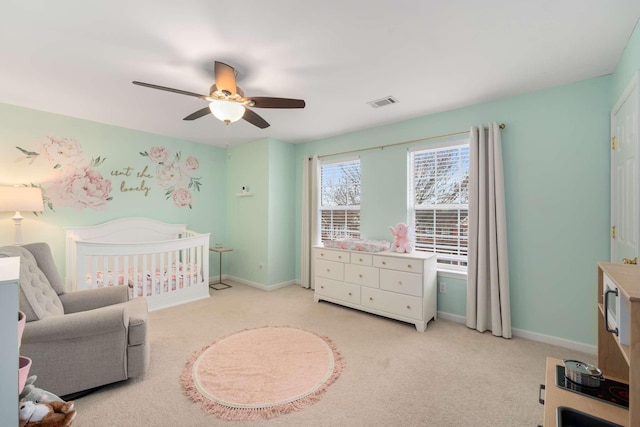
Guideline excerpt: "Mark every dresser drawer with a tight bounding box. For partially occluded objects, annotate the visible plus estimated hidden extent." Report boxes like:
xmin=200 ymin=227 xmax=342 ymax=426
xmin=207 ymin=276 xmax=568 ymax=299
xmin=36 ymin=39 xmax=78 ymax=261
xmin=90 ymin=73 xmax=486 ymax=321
xmin=379 ymin=269 xmax=423 ymax=297
xmin=373 ymin=255 xmax=423 ymax=273
xmin=350 ymin=253 xmax=373 ymax=266
xmin=315 ymin=259 xmax=344 ymax=281
xmin=345 ymin=264 xmax=379 ymax=288
xmin=361 ymin=287 xmax=423 ymax=321
xmin=315 ymin=277 xmax=361 ymax=304
xmin=315 ymin=248 xmax=350 ymax=263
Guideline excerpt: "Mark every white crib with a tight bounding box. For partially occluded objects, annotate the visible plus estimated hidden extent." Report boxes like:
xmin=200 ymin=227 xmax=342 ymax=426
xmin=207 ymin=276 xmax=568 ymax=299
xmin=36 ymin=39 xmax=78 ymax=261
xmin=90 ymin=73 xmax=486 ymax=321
xmin=64 ymin=217 xmax=210 ymax=311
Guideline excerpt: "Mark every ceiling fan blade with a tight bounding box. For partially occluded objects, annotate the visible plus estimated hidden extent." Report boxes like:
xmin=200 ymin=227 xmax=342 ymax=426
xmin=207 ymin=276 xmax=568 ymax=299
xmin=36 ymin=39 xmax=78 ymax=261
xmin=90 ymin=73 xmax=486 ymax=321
xmin=214 ymin=61 xmax=237 ymax=96
xmin=242 ymin=108 xmax=270 ymax=129
xmin=132 ymin=81 xmax=206 ymax=99
xmin=248 ymin=97 xmax=306 ymax=109
xmin=183 ymin=106 xmax=212 ymax=121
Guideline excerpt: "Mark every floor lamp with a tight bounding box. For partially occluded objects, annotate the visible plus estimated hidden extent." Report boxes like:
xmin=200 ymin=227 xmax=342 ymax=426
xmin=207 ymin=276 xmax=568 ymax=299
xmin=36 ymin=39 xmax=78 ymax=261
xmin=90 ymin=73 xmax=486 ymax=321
xmin=0 ymin=186 xmax=44 ymax=245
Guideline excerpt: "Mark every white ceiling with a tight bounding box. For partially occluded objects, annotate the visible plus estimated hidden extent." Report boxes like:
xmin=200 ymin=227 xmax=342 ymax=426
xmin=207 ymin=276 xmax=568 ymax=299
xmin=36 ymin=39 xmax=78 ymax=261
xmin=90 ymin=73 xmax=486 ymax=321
xmin=1 ymin=1 xmax=639 ymax=147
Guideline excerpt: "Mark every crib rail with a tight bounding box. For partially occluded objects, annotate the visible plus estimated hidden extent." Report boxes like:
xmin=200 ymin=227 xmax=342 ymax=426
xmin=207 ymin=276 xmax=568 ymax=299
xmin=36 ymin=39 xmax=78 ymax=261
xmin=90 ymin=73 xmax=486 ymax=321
xmin=65 ymin=231 xmax=210 ymax=310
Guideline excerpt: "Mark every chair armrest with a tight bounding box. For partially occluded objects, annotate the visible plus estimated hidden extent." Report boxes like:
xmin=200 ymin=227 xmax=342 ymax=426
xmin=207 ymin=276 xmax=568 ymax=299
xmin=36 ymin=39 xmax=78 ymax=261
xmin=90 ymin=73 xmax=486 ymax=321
xmin=23 ymin=304 xmax=129 ymax=343
xmin=60 ymin=286 xmax=129 ymax=313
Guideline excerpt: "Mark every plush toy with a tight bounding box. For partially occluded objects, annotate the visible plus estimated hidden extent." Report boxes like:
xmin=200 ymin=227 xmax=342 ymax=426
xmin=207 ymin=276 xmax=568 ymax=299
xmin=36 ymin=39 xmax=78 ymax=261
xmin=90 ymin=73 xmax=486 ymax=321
xmin=18 ymin=400 xmax=76 ymax=427
xmin=19 ymin=376 xmax=49 ymax=404
xmin=389 ymin=222 xmax=413 ymax=253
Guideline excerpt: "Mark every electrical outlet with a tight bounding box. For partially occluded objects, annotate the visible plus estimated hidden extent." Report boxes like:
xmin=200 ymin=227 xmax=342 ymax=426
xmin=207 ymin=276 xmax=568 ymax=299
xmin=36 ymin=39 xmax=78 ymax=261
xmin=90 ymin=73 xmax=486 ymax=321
xmin=439 ymin=282 xmax=447 ymax=293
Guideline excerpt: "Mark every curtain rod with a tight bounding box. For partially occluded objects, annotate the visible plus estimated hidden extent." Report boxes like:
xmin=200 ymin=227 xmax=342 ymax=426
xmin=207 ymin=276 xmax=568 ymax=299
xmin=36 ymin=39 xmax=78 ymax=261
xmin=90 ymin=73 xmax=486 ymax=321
xmin=312 ymin=123 xmax=506 ymax=160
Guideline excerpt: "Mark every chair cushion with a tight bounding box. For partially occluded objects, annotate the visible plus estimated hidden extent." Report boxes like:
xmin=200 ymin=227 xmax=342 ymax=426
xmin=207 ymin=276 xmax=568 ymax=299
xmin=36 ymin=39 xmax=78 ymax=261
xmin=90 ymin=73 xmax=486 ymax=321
xmin=0 ymin=246 xmax=64 ymax=321
xmin=21 ymin=242 xmax=66 ymax=295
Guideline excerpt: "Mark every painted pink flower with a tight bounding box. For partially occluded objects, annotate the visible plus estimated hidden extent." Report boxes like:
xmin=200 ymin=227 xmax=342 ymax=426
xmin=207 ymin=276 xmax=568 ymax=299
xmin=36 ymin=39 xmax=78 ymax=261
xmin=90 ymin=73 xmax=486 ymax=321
xmin=37 ymin=136 xmax=87 ymax=168
xmin=46 ymin=167 xmax=112 ymax=210
xmin=172 ymin=188 xmax=192 ymax=207
xmin=184 ymin=156 xmax=199 ymax=172
xmin=148 ymin=146 xmax=170 ymax=163
xmin=156 ymin=162 xmax=187 ymax=189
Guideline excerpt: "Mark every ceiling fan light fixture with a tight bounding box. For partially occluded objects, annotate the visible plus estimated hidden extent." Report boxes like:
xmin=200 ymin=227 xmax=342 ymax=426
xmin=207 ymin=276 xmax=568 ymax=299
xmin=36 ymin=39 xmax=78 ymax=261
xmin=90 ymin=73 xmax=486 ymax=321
xmin=209 ymin=100 xmax=245 ymax=124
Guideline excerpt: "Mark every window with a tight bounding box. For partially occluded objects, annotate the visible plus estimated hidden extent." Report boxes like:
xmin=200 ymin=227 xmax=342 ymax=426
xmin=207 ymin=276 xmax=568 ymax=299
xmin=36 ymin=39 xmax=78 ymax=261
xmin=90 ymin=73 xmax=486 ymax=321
xmin=320 ymin=158 xmax=361 ymax=240
xmin=409 ymin=141 xmax=469 ymax=270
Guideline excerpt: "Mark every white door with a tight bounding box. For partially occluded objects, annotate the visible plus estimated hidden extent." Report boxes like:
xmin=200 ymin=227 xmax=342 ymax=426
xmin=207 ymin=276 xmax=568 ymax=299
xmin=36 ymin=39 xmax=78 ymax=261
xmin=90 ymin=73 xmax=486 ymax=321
xmin=611 ymin=72 xmax=639 ymax=264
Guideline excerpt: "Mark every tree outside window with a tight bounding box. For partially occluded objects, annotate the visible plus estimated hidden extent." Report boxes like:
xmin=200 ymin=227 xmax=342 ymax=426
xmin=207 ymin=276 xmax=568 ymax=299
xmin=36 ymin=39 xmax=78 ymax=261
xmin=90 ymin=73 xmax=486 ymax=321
xmin=320 ymin=159 xmax=361 ymax=240
xmin=410 ymin=142 xmax=469 ymax=269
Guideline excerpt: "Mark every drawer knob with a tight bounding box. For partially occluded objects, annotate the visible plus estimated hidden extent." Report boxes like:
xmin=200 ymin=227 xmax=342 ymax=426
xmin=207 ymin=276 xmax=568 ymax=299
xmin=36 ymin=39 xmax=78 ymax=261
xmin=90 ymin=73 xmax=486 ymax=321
xmin=320 ymin=286 xmax=324 ymax=289
xmin=406 ymin=305 xmax=411 ymax=310
xmin=348 ymin=292 xmax=352 ymax=296
xmin=359 ymin=274 xmax=363 ymax=278
xmin=326 ymin=269 xmax=330 ymax=272
xmin=407 ymin=264 xmax=412 ymax=268
xmin=369 ymin=297 xmax=373 ymax=301
xmin=397 ymin=281 xmax=402 ymax=285
xmin=359 ymin=258 xmax=363 ymax=262
xmin=321 ymin=253 xmax=324 ymax=256
xmin=338 ymin=256 xmax=342 ymax=259
xmin=382 ymin=261 xmax=386 ymax=265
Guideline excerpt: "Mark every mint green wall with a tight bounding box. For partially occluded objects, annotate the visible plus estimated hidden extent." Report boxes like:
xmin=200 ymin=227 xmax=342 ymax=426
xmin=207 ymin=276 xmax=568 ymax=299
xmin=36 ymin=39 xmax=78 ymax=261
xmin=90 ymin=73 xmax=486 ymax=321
xmin=0 ymin=102 xmax=226 ymax=279
xmin=226 ymin=139 xmax=269 ymax=284
xmin=226 ymin=138 xmax=296 ymax=286
xmin=295 ymin=76 xmax=612 ymax=345
xmin=267 ymin=140 xmax=296 ymax=285
xmin=612 ymin=20 xmax=640 ymax=100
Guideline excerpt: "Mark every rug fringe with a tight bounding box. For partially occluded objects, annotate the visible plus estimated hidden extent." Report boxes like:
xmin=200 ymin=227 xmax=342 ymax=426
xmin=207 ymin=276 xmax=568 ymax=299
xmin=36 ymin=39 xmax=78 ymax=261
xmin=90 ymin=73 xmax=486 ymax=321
xmin=181 ymin=325 xmax=346 ymax=420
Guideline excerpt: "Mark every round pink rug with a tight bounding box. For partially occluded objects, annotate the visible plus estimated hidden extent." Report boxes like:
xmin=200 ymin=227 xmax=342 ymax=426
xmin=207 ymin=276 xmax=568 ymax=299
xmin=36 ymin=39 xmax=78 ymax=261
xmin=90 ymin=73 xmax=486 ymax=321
xmin=181 ymin=326 xmax=345 ymax=420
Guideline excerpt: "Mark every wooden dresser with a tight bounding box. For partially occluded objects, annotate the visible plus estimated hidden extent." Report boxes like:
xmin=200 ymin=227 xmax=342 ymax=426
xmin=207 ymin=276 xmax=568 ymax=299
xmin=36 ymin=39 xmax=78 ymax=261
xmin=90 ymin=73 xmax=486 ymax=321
xmin=312 ymin=246 xmax=437 ymax=331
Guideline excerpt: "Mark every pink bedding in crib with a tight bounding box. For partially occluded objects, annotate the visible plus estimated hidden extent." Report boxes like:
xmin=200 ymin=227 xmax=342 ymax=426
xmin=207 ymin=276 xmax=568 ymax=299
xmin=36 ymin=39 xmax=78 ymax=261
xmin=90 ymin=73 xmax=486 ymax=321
xmin=86 ymin=263 xmax=198 ymax=298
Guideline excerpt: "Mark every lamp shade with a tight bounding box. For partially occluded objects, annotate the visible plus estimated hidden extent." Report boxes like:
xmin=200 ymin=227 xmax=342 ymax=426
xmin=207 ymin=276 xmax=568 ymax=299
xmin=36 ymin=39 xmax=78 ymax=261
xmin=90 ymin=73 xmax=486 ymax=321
xmin=209 ymin=100 xmax=246 ymax=124
xmin=0 ymin=186 xmax=44 ymax=212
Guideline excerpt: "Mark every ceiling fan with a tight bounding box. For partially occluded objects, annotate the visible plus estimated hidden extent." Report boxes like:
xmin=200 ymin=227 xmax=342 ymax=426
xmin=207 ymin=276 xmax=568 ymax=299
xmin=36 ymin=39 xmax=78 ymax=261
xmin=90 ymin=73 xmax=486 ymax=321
xmin=133 ymin=61 xmax=305 ymax=129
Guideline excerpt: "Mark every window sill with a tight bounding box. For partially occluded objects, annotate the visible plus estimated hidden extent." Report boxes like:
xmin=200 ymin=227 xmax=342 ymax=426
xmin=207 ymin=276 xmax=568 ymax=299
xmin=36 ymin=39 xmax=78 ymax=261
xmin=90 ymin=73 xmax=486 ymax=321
xmin=437 ymin=268 xmax=467 ymax=280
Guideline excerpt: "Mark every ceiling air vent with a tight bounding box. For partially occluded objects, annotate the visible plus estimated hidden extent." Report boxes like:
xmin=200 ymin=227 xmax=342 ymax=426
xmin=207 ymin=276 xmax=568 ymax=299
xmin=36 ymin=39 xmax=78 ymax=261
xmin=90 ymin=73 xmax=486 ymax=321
xmin=367 ymin=96 xmax=399 ymax=108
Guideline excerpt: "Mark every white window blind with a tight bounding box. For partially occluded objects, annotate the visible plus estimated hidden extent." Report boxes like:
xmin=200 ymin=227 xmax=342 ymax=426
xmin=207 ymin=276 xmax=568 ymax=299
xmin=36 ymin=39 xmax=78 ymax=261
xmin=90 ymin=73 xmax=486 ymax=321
xmin=409 ymin=142 xmax=469 ymax=269
xmin=320 ymin=158 xmax=361 ymax=240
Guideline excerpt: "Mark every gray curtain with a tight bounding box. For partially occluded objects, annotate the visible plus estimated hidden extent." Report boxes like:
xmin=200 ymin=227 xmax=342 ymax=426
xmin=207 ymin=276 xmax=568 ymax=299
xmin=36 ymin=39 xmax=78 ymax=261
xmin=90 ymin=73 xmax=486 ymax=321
xmin=300 ymin=155 xmax=320 ymax=289
xmin=466 ymin=122 xmax=511 ymax=338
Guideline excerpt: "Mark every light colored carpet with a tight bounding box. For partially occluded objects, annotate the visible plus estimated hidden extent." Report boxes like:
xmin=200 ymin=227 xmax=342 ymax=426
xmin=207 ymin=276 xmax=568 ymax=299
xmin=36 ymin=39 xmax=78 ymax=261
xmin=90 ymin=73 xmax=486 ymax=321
xmin=72 ymin=281 xmax=594 ymax=426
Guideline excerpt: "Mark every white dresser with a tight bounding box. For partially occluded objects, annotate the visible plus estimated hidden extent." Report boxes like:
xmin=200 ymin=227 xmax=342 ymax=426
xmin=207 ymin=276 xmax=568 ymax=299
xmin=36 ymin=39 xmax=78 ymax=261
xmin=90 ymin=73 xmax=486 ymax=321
xmin=312 ymin=246 xmax=437 ymax=332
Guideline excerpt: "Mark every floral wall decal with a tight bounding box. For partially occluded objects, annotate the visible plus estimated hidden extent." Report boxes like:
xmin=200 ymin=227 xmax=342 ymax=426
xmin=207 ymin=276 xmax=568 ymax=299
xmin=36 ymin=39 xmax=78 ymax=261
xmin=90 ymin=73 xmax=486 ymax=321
xmin=140 ymin=147 xmax=202 ymax=208
xmin=16 ymin=136 xmax=112 ymax=211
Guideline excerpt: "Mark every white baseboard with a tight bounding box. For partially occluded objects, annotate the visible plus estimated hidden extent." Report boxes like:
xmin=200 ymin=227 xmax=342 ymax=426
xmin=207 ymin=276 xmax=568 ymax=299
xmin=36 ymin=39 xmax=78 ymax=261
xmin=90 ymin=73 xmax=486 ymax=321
xmin=437 ymin=311 xmax=597 ymax=355
xmin=225 ymin=275 xmax=296 ymax=291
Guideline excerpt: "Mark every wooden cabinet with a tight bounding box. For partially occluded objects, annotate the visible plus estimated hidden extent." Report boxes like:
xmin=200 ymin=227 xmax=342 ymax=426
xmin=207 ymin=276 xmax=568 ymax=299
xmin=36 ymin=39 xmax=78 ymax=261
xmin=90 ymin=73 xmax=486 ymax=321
xmin=313 ymin=246 xmax=437 ymax=332
xmin=541 ymin=263 xmax=640 ymax=426
xmin=597 ymin=262 xmax=640 ymax=426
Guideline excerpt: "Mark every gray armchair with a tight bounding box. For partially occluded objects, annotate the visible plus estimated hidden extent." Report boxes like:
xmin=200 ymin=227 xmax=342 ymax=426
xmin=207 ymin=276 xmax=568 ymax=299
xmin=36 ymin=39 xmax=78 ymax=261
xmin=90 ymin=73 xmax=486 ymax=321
xmin=0 ymin=242 xmax=149 ymax=397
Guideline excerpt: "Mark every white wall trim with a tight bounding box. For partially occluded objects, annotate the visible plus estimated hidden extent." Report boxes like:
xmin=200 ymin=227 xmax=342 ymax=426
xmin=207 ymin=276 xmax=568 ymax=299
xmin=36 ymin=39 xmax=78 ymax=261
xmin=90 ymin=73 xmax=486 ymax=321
xmin=437 ymin=311 xmax=597 ymax=355
xmin=225 ymin=275 xmax=296 ymax=291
